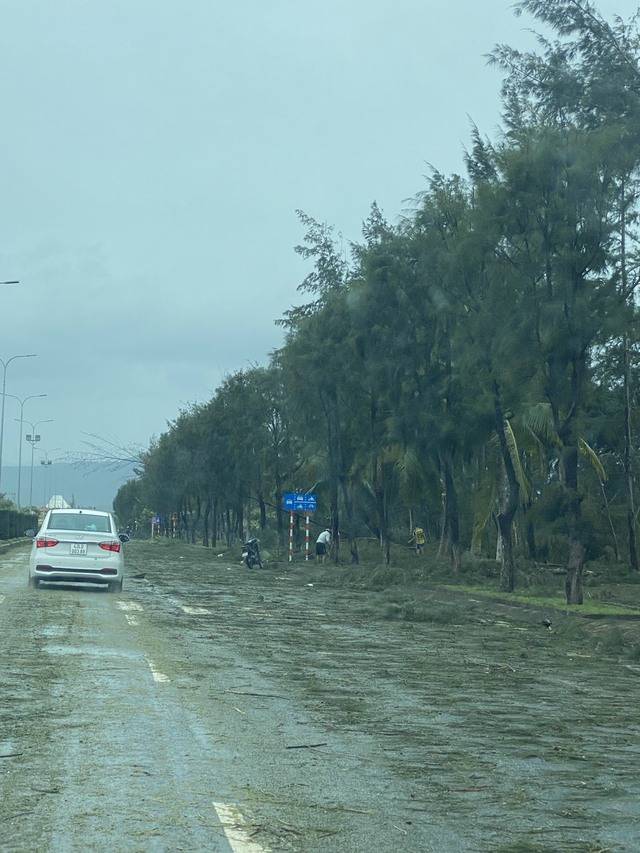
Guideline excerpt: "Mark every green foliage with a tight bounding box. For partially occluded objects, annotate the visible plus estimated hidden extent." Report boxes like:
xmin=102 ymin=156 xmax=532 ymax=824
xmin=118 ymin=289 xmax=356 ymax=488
xmin=114 ymin=2 xmax=640 ymax=604
xmin=0 ymin=494 xmax=16 ymax=511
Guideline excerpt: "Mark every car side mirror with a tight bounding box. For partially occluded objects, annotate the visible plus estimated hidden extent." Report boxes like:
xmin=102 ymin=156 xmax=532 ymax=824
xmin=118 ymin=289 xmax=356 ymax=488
xmin=118 ymin=533 xmax=130 ymax=544
xmin=24 ymin=529 xmax=36 ymax=538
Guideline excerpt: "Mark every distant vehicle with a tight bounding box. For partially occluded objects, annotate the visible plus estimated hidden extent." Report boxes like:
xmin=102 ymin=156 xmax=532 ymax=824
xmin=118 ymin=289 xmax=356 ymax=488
xmin=27 ymin=509 xmax=129 ymax=592
xmin=242 ymin=537 xmax=263 ymax=570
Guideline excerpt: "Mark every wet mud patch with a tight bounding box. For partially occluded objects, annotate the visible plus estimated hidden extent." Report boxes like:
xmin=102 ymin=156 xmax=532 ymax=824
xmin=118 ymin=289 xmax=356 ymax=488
xmin=125 ymin=541 xmax=640 ymax=851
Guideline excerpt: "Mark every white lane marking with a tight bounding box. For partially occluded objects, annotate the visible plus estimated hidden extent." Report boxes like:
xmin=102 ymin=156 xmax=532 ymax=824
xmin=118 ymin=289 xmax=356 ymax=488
xmin=145 ymin=657 xmax=170 ymax=683
xmin=116 ymin=601 xmax=143 ymax=612
xmin=0 ymin=595 xmax=5 ymax=605
xmin=180 ymin=605 xmax=210 ymax=615
xmin=125 ymin=614 xmax=139 ymax=627
xmin=213 ymin=802 xmax=267 ymax=852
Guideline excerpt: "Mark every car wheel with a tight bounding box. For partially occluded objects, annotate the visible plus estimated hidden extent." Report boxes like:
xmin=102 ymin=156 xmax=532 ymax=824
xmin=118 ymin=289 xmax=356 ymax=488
xmin=109 ymin=578 xmax=123 ymax=593
xmin=28 ymin=576 xmax=39 ymax=589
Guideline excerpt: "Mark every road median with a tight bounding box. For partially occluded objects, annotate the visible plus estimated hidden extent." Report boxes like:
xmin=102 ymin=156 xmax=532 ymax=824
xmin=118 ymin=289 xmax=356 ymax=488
xmin=0 ymin=538 xmax=30 ymax=554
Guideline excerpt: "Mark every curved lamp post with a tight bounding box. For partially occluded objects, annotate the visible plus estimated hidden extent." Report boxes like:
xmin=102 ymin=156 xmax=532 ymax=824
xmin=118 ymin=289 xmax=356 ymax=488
xmin=0 ymin=354 xmax=37 ymax=494
xmin=24 ymin=419 xmax=53 ymax=507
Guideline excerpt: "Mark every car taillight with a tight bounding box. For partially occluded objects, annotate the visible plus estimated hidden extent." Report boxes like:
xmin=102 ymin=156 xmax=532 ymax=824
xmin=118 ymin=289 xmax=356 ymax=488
xmin=99 ymin=542 xmax=121 ymax=553
xmin=36 ymin=538 xmax=58 ymax=549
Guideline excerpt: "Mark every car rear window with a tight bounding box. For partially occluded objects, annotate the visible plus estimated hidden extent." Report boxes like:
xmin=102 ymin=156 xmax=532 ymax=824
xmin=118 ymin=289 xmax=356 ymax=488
xmin=47 ymin=513 xmax=112 ymax=533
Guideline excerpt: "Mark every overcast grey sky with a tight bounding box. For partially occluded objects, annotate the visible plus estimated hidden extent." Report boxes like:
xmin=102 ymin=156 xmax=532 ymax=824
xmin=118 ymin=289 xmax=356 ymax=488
xmin=0 ymin=0 xmax=635 ymax=467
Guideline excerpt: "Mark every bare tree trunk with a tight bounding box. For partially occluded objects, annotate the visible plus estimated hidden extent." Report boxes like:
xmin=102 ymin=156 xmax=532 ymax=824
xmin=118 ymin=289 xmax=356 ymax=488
xmin=620 ymin=180 xmax=638 ymax=572
xmin=498 ymin=512 xmax=517 ymax=591
xmin=274 ymin=470 xmax=288 ymax=555
xmin=439 ymin=450 xmax=461 ymax=573
xmin=258 ymin=493 xmax=267 ymax=530
xmin=236 ymin=502 xmax=244 ymax=543
xmin=203 ymin=497 xmax=211 ymax=548
xmin=374 ymin=460 xmax=390 ymax=565
xmin=525 ymin=517 xmax=537 ymax=561
xmin=225 ymin=507 xmax=231 ymax=547
xmin=558 ymin=347 xmax=587 ymax=605
xmin=191 ymin=496 xmax=201 ymax=545
xmin=623 ymin=338 xmax=638 ymax=571
xmin=566 ymin=537 xmax=586 ymax=604
xmin=438 ymin=457 xmax=447 ymax=558
xmin=495 ymin=523 xmax=503 ymax=563
xmin=327 ymin=408 xmax=340 ymax=564
xmin=600 ymin=481 xmax=620 ymax=562
xmin=563 ymin=441 xmax=585 ymax=605
xmin=339 ymin=477 xmax=359 ymax=564
xmin=493 ymin=382 xmax=520 ymax=592
xmin=180 ymin=502 xmax=189 ymax=542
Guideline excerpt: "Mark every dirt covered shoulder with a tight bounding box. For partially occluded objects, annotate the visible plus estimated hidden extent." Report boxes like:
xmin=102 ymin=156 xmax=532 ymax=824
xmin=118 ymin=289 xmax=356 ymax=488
xmin=128 ymin=539 xmax=640 ymax=852
xmin=272 ymin=540 xmax=638 ymax=657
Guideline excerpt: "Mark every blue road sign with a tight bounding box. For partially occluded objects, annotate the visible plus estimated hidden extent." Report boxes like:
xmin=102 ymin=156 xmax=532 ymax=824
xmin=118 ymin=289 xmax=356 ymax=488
xmin=283 ymin=492 xmax=317 ymax=513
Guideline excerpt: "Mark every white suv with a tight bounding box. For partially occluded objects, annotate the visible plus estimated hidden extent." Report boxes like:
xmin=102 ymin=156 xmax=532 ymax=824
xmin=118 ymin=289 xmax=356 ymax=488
xmin=28 ymin=509 xmax=127 ymax=592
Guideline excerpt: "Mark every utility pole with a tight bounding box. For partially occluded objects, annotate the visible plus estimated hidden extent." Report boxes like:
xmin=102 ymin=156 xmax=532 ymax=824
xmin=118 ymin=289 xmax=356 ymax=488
xmin=0 ymin=353 xmax=36 ymax=494
xmin=41 ymin=455 xmax=53 ymax=506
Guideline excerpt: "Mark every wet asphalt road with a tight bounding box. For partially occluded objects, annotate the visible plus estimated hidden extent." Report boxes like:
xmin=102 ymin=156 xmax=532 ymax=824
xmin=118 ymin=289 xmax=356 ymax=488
xmin=1 ymin=541 xmax=640 ymax=852
xmin=1 ymin=544 xmax=436 ymax=853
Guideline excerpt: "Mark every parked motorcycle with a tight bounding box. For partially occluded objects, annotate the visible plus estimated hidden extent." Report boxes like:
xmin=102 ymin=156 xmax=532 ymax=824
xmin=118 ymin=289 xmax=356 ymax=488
xmin=242 ymin=537 xmax=263 ymax=570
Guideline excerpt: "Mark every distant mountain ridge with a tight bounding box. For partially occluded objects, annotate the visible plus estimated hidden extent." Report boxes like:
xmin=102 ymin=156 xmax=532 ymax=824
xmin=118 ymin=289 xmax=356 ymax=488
xmin=0 ymin=463 xmax=135 ymax=510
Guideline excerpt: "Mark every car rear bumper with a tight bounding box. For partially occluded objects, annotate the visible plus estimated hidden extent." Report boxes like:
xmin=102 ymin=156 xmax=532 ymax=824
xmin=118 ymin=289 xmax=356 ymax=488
xmin=34 ymin=565 xmax=121 ymax=583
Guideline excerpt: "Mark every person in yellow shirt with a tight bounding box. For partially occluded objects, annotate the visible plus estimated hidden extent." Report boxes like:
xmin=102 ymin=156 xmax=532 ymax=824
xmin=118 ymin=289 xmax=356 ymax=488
xmin=409 ymin=526 xmax=426 ymax=555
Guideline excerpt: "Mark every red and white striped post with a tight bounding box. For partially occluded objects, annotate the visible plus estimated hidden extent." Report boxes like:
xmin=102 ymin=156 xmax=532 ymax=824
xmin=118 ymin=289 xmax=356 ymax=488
xmin=289 ymin=511 xmax=295 ymax=563
xmin=305 ymin=514 xmax=310 ymax=560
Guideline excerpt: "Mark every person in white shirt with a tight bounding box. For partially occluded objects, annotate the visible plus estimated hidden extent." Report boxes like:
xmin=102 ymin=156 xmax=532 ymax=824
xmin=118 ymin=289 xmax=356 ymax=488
xmin=316 ymin=528 xmax=331 ymax=564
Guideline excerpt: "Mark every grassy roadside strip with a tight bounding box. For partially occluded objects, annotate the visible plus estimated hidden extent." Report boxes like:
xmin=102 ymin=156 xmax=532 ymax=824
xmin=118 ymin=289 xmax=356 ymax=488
xmin=438 ymin=584 xmax=640 ymax=619
xmin=134 ymin=537 xmax=640 ymax=618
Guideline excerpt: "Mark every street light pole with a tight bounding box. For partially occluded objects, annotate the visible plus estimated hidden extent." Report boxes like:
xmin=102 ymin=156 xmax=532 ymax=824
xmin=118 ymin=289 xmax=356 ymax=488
xmin=24 ymin=419 xmax=53 ymax=507
xmin=0 ymin=354 xmax=37 ymax=494
xmin=7 ymin=394 xmax=47 ymax=508
xmin=41 ymin=454 xmax=53 ymax=506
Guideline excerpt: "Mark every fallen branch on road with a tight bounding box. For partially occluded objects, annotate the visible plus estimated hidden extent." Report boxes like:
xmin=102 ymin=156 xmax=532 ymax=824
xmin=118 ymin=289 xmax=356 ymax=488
xmin=225 ymin=690 xmax=287 ymax=699
xmin=0 ymin=811 xmax=34 ymax=823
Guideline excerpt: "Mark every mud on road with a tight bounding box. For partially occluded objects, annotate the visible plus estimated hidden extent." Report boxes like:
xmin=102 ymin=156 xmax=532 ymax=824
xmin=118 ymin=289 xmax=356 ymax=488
xmin=1 ymin=540 xmax=639 ymax=852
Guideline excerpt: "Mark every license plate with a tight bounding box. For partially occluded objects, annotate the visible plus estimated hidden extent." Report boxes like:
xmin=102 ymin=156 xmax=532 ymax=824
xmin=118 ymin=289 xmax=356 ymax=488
xmin=70 ymin=544 xmax=87 ymax=556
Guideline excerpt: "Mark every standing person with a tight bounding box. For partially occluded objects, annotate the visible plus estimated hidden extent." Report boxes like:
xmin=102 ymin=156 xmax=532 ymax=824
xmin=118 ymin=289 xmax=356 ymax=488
xmin=316 ymin=527 xmax=331 ymax=564
xmin=409 ymin=526 xmax=426 ymax=555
